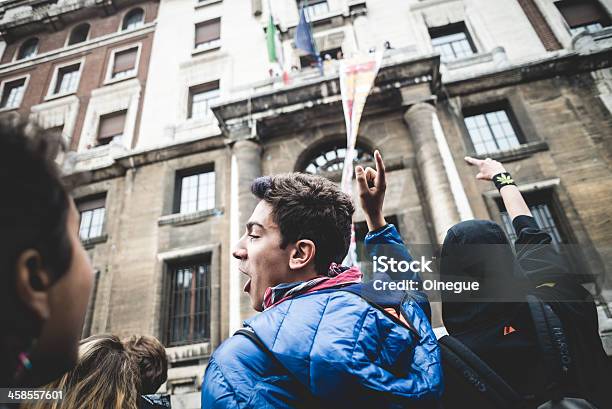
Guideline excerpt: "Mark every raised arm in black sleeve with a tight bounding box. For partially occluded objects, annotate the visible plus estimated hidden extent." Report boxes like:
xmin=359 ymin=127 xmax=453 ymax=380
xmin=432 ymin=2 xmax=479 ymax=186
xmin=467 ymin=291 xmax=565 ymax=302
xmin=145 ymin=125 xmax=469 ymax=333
xmin=512 ymin=215 xmax=569 ymax=286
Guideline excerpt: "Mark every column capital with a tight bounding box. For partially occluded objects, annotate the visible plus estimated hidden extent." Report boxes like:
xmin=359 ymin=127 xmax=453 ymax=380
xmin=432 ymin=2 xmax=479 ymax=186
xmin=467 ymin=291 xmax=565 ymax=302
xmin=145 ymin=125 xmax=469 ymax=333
xmin=231 ymin=138 xmax=261 ymax=152
xmin=400 ymin=82 xmax=437 ymax=110
xmin=404 ymin=100 xmax=436 ymax=117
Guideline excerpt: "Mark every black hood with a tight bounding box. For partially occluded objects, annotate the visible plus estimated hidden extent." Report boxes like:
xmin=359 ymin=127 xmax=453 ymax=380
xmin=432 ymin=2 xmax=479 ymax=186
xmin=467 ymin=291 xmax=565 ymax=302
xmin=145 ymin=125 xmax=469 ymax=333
xmin=440 ymin=219 xmax=528 ymax=334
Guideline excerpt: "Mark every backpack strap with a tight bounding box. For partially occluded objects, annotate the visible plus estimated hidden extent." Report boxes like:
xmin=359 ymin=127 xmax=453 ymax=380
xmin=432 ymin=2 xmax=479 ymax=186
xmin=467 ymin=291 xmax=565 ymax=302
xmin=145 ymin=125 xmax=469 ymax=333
xmin=234 ymin=328 xmax=283 ymax=367
xmin=234 ymin=328 xmax=321 ymax=405
xmin=439 ymin=335 xmax=524 ymax=409
xmin=526 ymin=295 xmax=571 ymax=402
xmin=337 ymin=283 xmax=420 ymax=337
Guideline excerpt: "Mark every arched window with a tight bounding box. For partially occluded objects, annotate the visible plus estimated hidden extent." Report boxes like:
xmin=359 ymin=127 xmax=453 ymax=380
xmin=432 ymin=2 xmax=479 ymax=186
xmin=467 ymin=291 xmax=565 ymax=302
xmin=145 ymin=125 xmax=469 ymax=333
xmin=122 ymin=8 xmax=144 ymax=31
xmin=17 ymin=37 xmax=39 ymax=60
xmin=68 ymin=23 xmax=90 ymax=45
xmin=302 ymin=141 xmax=374 ymax=175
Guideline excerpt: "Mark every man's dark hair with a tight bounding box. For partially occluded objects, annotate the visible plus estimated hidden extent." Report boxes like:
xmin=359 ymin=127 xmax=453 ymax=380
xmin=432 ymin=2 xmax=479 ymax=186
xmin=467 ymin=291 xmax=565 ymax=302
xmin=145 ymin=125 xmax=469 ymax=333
xmin=251 ymin=173 xmax=355 ymax=274
xmin=0 ymin=118 xmax=72 ymax=323
xmin=123 ymin=335 xmax=168 ymax=394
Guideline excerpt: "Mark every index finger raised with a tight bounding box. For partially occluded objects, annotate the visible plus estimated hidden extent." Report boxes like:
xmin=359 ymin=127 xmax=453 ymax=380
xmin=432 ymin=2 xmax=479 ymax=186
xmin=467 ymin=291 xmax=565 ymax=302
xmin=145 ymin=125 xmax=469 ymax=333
xmin=374 ymin=150 xmax=386 ymax=187
xmin=464 ymin=156 xmax=482 ymax=167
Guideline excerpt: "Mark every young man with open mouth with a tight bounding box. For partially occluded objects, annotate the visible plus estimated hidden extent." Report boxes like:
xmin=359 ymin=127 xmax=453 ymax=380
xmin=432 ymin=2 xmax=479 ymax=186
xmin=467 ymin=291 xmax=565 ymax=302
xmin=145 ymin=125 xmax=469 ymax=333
xmin=201 ymin=151 xmax=442 ymax=408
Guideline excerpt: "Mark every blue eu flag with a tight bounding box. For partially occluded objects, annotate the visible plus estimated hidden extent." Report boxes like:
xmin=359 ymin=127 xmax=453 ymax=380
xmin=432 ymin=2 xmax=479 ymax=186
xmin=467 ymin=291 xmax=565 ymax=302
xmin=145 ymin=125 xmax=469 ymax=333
xmin=294 ymin=6 xmax=322 ymax=72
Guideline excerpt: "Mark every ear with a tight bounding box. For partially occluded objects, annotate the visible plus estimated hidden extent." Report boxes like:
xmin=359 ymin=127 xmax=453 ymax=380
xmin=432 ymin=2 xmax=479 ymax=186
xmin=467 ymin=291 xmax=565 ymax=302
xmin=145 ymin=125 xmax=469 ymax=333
xmin=15 ymin=249 xmax=52 ymax=324
xmin=289 ymin=239 xmax=316 ymax=271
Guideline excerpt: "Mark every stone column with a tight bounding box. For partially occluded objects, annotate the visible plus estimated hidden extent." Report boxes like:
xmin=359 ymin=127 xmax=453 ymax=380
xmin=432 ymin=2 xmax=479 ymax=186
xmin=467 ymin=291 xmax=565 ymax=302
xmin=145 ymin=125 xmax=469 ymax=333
xmin=404 ymin=102 xmax=464 ymax=329
xmin=404 ymin=102 xmax=461 ymax=243
xmin=229 ymin=139 xmax=262 ymax=332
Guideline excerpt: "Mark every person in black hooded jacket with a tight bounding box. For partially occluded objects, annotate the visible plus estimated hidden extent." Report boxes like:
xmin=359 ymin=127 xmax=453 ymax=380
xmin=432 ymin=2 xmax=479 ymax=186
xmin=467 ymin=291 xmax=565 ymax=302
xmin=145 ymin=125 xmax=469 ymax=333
xmin=438 ymin=156 xmax=611 ymax=408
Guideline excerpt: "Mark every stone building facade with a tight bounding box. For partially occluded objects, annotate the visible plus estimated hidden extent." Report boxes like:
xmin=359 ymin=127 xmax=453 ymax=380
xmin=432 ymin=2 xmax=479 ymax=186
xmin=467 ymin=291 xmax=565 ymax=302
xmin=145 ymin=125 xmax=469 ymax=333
xmin=1 ymin=0 xmax=612 ymax=407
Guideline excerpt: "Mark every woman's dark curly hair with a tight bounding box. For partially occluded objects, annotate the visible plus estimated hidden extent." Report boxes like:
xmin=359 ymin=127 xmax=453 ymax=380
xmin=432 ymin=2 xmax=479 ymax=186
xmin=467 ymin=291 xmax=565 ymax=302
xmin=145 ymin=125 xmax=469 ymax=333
xmin=251 ymin=173 xmax=355 ymax=274
xmin=0 ymin=118 xmax=72 ymax=327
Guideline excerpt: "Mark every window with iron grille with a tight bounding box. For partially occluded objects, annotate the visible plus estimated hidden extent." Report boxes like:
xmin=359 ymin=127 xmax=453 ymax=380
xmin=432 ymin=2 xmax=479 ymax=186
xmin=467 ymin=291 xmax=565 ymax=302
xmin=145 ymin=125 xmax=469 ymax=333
xmin=1 ymin=78 xmax=26 ymax=109
xmin=496 ymin=189 xmax=568 ymax=253
xmin=174 ymin=166 xmax=216 ymax=214
xmin=166 ymin=257 xmax=211 ymax=346
xmin=297 ymin=0 xmax=329 ymax=20
xmin=463 ymin=104 xmax=524 ymax=155
xmin=78 ymin=195 xmax=106 ymax=240
xmin=555 ymin=0 xmax=610 ymax=35
xmin=429 ymin=22 xmax=476 ymax=62
xmin=54 ymin=63 xmax=80 ymax=94
xmin=188 ymin=81 xmax=220 ymax=119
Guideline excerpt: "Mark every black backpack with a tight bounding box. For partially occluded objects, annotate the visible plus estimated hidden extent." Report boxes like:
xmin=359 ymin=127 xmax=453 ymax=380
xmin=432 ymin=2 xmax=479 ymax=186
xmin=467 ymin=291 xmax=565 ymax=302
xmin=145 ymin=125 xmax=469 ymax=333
xmin=439 ymin=295 xmax=597 ymax=409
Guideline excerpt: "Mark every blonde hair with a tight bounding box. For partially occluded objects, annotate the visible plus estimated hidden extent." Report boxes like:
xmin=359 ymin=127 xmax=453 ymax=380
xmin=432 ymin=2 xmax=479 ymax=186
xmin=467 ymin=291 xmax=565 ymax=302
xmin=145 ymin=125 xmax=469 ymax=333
xmin=23 ymin=334 xmax=140 ymax=409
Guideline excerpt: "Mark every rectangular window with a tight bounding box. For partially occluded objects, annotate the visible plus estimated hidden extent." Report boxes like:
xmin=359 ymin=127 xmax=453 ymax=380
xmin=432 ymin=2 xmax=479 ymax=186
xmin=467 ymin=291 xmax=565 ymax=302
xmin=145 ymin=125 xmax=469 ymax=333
xmin=78 ymin=196 xmax=106 ymax=240
xmin=166 ymin=256 xmax=211 ymax=346
xmin=54 ymin=63 xmax=80 ymax=94
xmin=175 ymin=167 xmax=215 ymax=214
xmin=298 ymin=0 xmax=329 ymax=19
xmin=429 ymin=22 xmax=476 ymax=62
xmin=463 ymin=105 xmax=523 ymax=155
xmin=97 ymin=110 xmax=127 ymax=146
xmin=195 ymin=18 xmax=221 ymax=50
xmin=1 ymin=78 xmax=26 ymax=109
xmin=112 ymin=47 xmax=138 ymax=79
xmin=188 ymin=81 xmax=220 ymax=119
xmin=555 ymin=1 xmax=610 ymax=35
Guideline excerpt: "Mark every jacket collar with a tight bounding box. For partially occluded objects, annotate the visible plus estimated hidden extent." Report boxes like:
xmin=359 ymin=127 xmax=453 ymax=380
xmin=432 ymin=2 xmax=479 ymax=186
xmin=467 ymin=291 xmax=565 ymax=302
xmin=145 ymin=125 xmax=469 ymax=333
xmin=261 ymin=265 xmax=362 ymax=310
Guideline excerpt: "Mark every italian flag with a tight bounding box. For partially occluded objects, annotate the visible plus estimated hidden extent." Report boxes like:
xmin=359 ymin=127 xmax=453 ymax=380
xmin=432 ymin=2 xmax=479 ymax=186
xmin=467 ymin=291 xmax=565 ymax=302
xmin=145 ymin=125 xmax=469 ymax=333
xmin=266 ymin=11 xmax=290 ymax=84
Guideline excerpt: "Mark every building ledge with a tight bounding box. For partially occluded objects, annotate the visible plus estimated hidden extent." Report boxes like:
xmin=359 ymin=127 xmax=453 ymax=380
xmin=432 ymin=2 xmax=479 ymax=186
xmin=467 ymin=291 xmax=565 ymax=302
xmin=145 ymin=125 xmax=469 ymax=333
xmin=445 ymin=47 xmax=612 ymax=97
xmin=82 ymin=234 xmax=108 ymax=249
xmin=167 ymin=341 xmax=211 ymax=363
xmin=158 ymin=208 xmax=224 ymax=227
xmin=191 ymin=45 xmax=221 ymax=57
xmin=471 ymin=140 xmax=549 ymax=163
xmin=0 ymin=23 xmax=155 ymax=74
xmin=572 ymin=26 xmax=612 ymax=53
xmin=195 ymin=0 xmax=223 ymax=9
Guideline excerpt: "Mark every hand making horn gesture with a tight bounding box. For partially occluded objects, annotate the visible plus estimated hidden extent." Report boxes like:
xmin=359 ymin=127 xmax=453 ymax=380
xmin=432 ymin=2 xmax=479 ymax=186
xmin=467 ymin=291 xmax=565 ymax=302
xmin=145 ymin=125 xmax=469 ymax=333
xmin=356 ymin=150 xmax=387 ymax=231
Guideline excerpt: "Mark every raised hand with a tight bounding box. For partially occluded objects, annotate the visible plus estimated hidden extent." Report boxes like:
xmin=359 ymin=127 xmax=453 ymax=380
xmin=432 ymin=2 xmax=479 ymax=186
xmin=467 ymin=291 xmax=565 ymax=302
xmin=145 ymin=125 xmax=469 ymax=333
xmin=464 ymin=156 xmax=507 ymax=181
xmin=356 ymin=150 xmax=387 ymax=231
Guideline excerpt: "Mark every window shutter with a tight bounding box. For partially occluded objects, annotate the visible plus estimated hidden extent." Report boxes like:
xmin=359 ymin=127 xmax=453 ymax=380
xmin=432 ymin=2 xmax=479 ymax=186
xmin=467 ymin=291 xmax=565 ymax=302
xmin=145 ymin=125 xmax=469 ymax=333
xmin=112 ymin=48 xmax=137 ymax=75
xmin=78 ymin=196 xmax=106 ymax=212
xmin=557 ymin=2 xmax=605 ymax=27
xmin=98 ymin=111 xmax=126 ymax=141
xmin=195 ymin=19 xmax=221 ymax=45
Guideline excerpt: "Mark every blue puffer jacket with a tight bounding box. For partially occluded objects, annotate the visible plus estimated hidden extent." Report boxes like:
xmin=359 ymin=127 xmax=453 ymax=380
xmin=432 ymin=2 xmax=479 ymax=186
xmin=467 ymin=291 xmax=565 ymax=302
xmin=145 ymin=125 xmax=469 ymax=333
xmin=201 ymin=224 xmax=442 ymax=408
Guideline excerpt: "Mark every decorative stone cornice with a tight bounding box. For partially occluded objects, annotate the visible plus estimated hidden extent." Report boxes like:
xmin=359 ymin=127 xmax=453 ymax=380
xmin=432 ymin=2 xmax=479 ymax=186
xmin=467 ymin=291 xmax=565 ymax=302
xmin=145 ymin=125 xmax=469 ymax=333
xmin=212 ymin=54 xmax=441 ymax=141
xmin=444 ymin=47 xmax=612 ymax=97
xmin=63 ymin=134 xmax=227 ymax=186
xmin=0 ymin=0 xmax=154 ymax=41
